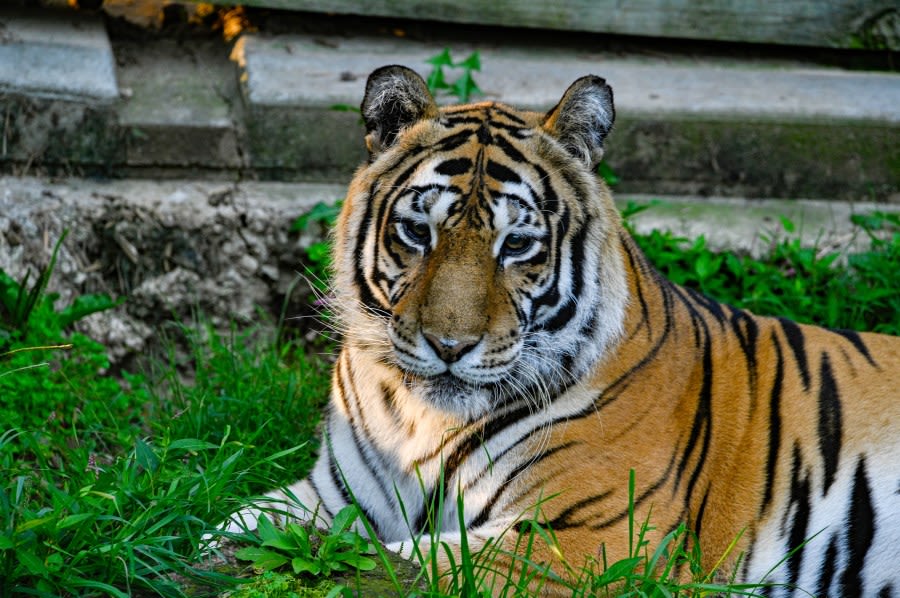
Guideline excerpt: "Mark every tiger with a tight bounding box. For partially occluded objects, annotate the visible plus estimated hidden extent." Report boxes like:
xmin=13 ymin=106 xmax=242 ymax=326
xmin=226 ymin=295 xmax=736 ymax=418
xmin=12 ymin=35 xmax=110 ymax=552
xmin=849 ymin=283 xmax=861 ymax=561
xmin=226 ymin=65 xmax=900 ymax=595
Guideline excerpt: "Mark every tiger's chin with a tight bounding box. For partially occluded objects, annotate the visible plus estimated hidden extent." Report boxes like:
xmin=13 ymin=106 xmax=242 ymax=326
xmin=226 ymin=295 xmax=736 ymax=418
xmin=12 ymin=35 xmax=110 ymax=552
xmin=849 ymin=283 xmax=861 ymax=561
xmin=410 ymin=372 xmax=496 ymax=422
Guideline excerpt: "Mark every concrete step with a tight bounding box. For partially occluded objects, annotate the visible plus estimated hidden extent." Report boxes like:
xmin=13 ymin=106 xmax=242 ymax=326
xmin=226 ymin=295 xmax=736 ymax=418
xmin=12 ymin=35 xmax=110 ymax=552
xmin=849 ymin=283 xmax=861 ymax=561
xmin=0 ymin=8 xmax=118 ymax=102
xmin=1 ymin=7 xmax=898 ymax=200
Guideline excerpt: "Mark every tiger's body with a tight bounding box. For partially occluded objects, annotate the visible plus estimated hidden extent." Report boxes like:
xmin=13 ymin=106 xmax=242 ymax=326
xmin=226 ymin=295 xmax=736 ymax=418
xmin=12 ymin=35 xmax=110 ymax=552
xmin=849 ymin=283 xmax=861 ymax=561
xmin=231 ymin=66 xmax=900 ymax=595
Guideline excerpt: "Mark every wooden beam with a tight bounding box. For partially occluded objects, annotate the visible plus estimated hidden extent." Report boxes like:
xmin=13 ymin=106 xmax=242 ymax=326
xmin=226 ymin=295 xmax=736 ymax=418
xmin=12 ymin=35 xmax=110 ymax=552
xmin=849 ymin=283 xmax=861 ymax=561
xmin=216 ymin=0 xmax=899 ymax=50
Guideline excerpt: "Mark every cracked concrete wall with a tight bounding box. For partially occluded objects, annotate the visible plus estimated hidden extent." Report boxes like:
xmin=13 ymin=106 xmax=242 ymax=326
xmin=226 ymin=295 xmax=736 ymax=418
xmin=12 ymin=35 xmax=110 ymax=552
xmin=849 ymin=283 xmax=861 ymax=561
xmin=0 ymin=177 xmax=339 ymax=364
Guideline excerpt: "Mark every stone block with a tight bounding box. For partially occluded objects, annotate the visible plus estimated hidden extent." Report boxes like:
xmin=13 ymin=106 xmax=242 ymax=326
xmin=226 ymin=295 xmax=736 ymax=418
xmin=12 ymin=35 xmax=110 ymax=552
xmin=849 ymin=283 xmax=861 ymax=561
xmin=0 ymin=8 xmax=118 ymax=101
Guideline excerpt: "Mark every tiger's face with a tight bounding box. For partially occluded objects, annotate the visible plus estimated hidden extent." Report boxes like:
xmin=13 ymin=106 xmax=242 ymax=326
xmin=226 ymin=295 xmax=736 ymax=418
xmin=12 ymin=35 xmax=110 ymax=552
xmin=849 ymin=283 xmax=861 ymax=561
xmin=333 ymin=67 xmax=628 ymax=421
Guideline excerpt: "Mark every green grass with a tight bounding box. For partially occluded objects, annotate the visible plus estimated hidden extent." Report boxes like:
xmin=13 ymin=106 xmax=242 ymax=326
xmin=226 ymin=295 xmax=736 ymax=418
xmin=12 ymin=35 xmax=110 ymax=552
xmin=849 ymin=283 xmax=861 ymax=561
xmin=1 ymin=205 xmax=898 ymax=596
xmin=1 ymin=298 xmax=330 ymax=596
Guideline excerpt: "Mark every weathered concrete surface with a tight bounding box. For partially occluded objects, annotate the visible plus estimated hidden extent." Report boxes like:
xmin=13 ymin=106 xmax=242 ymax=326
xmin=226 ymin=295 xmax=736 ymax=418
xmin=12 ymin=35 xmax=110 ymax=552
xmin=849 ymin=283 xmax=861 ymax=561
xmin=0 ymin=176 xmax=341 ymax=363
xmin=0 ymin=9 xmax=122 ymax=171
xmin=0 ymin=8 xmax=898 ymax=200
xmin=234 ymin=33 xmax=900 ymax=200
xmin=0 ymin=8 xmax=118 ymax=101
xmin=2 ymin=176 xmax=896 ymax=363
xmin=218 ymin=0 xmax=900 ymax=51
xmin=116 ymin=39 xmax=245 ymax=168
xmin=238 ymin=35 xmax=900 ymax=122
xmin=622 ymin=194 xmax=898 ymax=257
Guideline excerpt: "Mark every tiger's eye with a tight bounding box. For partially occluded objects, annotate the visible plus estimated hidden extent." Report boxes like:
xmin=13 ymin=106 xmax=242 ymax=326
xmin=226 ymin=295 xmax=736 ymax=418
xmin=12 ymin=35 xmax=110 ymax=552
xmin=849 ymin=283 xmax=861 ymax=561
xmin=503 ymin=234 xmax=532 ymax=254
xmin=401 ymin=220 xmax=430 ymax=244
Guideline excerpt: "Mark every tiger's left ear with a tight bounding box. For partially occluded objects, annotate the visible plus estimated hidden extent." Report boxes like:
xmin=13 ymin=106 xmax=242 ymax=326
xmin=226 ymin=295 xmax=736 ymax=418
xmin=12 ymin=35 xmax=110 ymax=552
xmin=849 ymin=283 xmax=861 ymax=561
xmin=361 ymin=65 xmax=439 ymax=157
xmin=542 ymin=76 xmax=615 ymax=168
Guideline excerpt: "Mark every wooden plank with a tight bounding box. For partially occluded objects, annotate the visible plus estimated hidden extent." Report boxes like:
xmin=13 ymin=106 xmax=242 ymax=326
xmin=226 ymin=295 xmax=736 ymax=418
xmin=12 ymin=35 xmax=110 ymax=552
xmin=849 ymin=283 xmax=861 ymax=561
xmin=215 ymin=0 xmax=899 ymax=50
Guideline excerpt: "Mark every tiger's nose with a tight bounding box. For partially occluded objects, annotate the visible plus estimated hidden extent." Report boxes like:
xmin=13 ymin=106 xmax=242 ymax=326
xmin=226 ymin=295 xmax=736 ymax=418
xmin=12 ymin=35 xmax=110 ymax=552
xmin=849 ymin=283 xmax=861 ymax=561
xmin=423 ymin=332 xmax=479 ymax=364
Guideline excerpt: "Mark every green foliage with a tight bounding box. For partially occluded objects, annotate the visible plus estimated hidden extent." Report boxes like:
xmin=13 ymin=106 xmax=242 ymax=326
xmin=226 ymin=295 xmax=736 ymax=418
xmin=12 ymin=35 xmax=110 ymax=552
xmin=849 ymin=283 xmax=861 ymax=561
xmin=5 ymin=199 xmax=895 ymax=597
xmin=625 ymin=204 xmax=900 ymax=335
xmin=2 ymin=301 xmax=330 ymax=596
xmin=361 ymin=470 xmax=767 ymax=596
xmin=567 ymin=471 xmax=767 ymax=596
xmin=0 ymin=234 xmax=136 ymax=463
xmin=426 ymin=49 xmax=482 ymax=103
xmin=291 ymin=200 xmax=343 ymax=293
xmin=597 ymin=160 xmax=619 ymax=187
xmin=236 ymin=506 xmax=376 ymax=578
xmin=145 ymin=319 xmax=331 ymax=491
xmin=0 ymin=433 xmax=250 ymax=597
xmin=228 ymin=571 xmax=338 ymax=598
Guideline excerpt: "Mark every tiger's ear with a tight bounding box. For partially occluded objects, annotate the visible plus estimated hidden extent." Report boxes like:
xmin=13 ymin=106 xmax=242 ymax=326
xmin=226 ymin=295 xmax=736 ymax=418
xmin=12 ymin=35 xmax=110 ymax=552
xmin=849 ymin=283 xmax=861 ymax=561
xmin=361 ymin=65 xmax=439 ymax=156
xmin=541 ymin=76 xmax=615 ymax=168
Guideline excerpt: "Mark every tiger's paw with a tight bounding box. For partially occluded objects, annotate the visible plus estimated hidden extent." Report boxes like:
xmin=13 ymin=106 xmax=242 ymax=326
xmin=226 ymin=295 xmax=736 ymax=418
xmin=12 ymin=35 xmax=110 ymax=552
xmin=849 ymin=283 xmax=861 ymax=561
xmin=385 ymin=537 xmax=428 ymax=560
xmin=201 ymin=486 xmax=325 ymax=552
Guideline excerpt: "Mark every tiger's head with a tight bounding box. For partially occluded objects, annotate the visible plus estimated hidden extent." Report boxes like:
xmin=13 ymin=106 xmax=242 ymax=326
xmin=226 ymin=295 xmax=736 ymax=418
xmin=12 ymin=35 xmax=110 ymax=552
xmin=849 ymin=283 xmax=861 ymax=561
xmin=333 ymin=66 xmax=629 ymax=421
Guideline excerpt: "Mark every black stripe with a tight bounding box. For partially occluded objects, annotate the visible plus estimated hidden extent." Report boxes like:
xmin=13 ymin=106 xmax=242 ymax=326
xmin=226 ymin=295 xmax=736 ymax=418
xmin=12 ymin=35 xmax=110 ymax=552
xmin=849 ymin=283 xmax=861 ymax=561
xmin=434 ymin=157 xmax=473 ymax=176
xmin=442 ymin=115 xmax=484 ymax=126
xmin=307 ymin=476 xmax=335 ymax=520
xmin=362 ymin=157 xmax=431 ymax=311
xmin=538 ymin=300 xmax=577 ymax=334
xmin=322 ymin=435 xmax=371 ymax=533
xmin=683 ymin=285 xmax=728 ymax=325
xmin=778 ymin=318 xmax=811 ymax=391
xmin=485 ymin=160 xmax=522 ymax=184
xmin=620 ymin=233 xmax=652 ymax=337
xmin=877 ymin=585 xmax=894 ymax=598
xmin=533 ymin=163 xmax=560 ymax=213
xmin=439 ymin=403 xmax=538 ymax=493
xmin=729 ymin=308 xmax=760 ymax=406
xmin=569 ymin=217 xmax=590 ymax=300
xmin=786 ymin=443 xmax=811 ymax=587
xmin=468 ymin=441 xmax=579 ymax=528
xmin=491 ymin=106 xmax=527 ymax=125
xmin=378 ymin=381 xmax=403 ymax=428
xmin=436 ymin=129 xmax=475 ymax=151
xmin=762 ymin=330 xmax=784 ymax=515
xmin=815 ymin=534 xmax=839 ymax=597
xmin=694 ymin=486 xmax=710 ymax=539
xmin=546 ymin=492 xmax=612 ymax=530
xmin=596 ymin=261 xmax=678 ymax=409
xmin=476 ymin=121 xmax=493 ymax=145
xmin=353 ymin=183 xmax=387 ymax=313
xmin=829 ymin=328 xmax=878 ymax=368
xmin=817 ymin=352 xmax=843 ymax=496
xmin=336 ymin=358 xmax=396 ymax=512
xmin=676 ymin=327 xmax=714 ymax=507
xmin=493 ymin=132 xmax=527 ymax=163
xmin=839 ymin=456 xmax=876 ymax=597
xmin=589 ymin=451 xmax=677 ymax=531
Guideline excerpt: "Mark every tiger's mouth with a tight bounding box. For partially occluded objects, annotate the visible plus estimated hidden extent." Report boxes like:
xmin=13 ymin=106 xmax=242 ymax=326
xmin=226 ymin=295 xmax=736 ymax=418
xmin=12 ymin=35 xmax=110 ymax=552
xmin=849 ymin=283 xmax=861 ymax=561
xmin=427 ymin=372 xmax=478 ymax=394
xmin=402 ymin=370 xmax=507 ymax=421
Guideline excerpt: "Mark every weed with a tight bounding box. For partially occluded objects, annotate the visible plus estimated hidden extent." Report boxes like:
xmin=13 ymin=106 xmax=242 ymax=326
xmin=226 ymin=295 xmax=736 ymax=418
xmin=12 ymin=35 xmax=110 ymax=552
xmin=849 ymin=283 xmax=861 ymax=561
xmin=426 ymin=48 xmax=482 ymax=103
xmin=597 ymin=160 xmax=619 ymax=187
xmin=290 ymin=200 xmax=343 ymax=294
xmin=0 ymin=233 xmax=138 ymax=465
xmin=228 ymin=571 xmax=337 ymax=598
xmin=235 ymin=506 xmax=376 ymax=577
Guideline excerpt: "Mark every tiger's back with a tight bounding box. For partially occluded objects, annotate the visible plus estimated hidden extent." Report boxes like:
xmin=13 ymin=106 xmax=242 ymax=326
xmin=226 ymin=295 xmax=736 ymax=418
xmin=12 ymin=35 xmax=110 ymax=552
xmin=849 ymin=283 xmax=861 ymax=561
xmin=234 ymin=66 xmax=900 ymax=595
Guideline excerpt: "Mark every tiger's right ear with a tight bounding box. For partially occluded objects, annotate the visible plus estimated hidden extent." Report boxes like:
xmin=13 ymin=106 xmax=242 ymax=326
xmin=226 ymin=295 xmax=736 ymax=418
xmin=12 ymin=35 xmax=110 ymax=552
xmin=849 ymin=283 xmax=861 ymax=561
xmin=361 ymin=65 xmax=439 ymax=156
